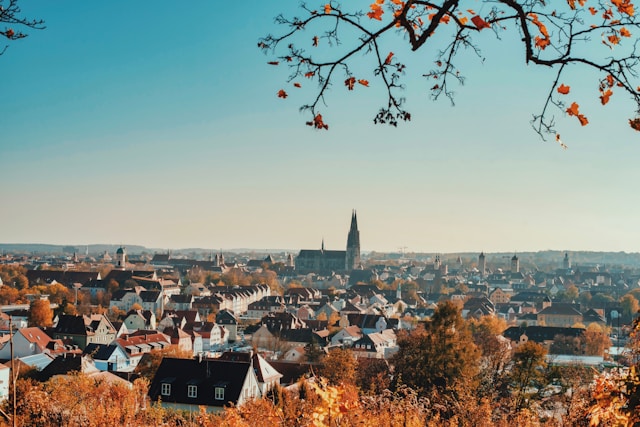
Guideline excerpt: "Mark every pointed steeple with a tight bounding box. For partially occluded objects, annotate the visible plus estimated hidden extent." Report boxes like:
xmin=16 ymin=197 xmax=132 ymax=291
xmin=321 ymin=238 xmax=325 ymax=252
xmin=346 ymin=209 xmax=361 ymax=270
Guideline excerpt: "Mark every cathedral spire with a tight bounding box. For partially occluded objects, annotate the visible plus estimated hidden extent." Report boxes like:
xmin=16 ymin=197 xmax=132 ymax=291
xmin=346 ymin=209 xmax=361 ymax=270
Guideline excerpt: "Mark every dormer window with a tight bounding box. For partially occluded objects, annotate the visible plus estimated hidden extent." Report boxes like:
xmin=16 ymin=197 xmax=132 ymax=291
xmin=214 ymin=387 xmax=225 ymax=400
xmin=161 ymin=383 xmax=171 ymax=396
xmin=187 ymin=385 xmax=197 ymax=398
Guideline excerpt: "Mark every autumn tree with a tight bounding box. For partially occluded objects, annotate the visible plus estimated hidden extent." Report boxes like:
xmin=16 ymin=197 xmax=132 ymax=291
xmin=468 ymin=315 xmax=511 ymax=399
xmin=262 ymin=1 xmax=640 ymax=144
xmin=391 ymin=300 xmax=480 ymax=414
xmin=584 ymin=322 xmax=612 ymax=356
xmin=319 ymin=348 xmax=357 ymax=386
xmin=621 ymin=293 xmax=640 ymax=322
xmin=509 ymin=340 xmax=547 ymax=411
xmin=27 ymin=299 xmax=53 ymax=327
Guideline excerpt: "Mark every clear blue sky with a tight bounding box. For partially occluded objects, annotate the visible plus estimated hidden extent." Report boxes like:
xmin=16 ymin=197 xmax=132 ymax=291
xmin=2 ymin=1 xmax=640 ymax=253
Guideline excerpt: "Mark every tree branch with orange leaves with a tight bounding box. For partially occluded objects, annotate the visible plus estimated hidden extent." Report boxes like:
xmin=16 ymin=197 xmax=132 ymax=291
xmin=261 ymin=0 xmax=640 ymax=145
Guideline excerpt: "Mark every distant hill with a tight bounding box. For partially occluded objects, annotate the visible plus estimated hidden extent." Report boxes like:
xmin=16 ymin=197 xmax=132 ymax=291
xmin=2 ymin=244 xmax=640 ymax=268
xmin=0 ymin=243 xmax=149 ymax=255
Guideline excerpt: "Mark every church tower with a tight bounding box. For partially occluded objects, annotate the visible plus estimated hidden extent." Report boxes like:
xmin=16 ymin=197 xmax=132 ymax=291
xmin=563 ymin=252 xmax=571 ymax=270
xmin=345 ymin=210 xmax=361 ymax=271
xmin=115 ymin=246 xmax=126 ymax=270
xmin=511 ymin=254 xmax=520 ymax=273
xmin=478 ymin=252 xmax=486 ymax=276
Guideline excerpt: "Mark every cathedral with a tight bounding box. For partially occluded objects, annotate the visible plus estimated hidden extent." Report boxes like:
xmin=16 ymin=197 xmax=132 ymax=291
xmin=295 ymin=210 xmax=361 ymax=274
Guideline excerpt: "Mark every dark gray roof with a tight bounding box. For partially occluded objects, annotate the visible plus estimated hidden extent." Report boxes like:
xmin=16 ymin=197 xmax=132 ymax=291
xmin=148 ymin=357 xmax=252 ymax=408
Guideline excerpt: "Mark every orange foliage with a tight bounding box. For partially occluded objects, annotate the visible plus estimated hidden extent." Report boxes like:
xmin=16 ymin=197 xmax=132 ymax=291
xmin=600 ymin=88 xmax=613 ymax=105
xmin=471 ymin=15 xmax=490 ymax=30
xmin=612 ymin=0 xmax=635 ymax=16
xmin=345 ymin=76 xmax=356 ymax=90
xmin=557 ymin=83 xmax=571 ymax=94
xmin=367 ymin=1 xmax=384 ymax=20
xmin=589 ymin=6 xmax=598 ymax=15
xmin=566 ymin=102 xmax=589 ymax=126
xmin=324 ymin=4 xmax=331 ymax=14
xmin=358 ymin=79 xmax=369 ymax=87
xmin=384 ymin=51 xmax=394 ymax=64
xmin=267 ymin=61 xmax=279 ymax=65
xmin=606 ymin=74 xmax=615 ymax=87
xmin=277 ymin=89 xmax=288 ymax=98
xmin=293 ymin=82 xmax=301 ymax=88
xmin=529 ymin=13 xmax=550 ymax=49
xmin=307 ymin=113 xmax=329 ymax=129
xmin=629 ymin=117 xmax=640 ymax=130
xmin=608 ymin=34 xmax=621 ymax=44
xmin=620 ymin=27 xmax=632 ymax=37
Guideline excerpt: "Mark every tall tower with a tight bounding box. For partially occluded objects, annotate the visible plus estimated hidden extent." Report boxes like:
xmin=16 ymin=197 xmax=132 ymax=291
xmin=478 ymin=252 xmax=486 ymax=276
xmin=345 ymin=210 xmax=361 ymax=271
xmin=563 ymin=252 xmax=571 ymax=270
xmin=511 ymin=254 xmax=520 ymax=273
xmin=115 ymin=246 xmax=126 ymax=270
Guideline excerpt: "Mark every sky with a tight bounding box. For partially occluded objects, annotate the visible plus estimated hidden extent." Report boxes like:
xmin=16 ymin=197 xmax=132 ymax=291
xmin=2 ymin=1 xmax=640 ymax=254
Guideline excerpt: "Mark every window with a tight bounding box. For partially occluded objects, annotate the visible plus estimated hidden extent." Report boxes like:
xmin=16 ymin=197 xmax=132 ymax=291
xmin=215 ymin=387 xmax=225 ymax=400
xmin=187 ymin=385 xmax=197 ymax=398
xmin=161 ymin=383 xmax=171 ymax=396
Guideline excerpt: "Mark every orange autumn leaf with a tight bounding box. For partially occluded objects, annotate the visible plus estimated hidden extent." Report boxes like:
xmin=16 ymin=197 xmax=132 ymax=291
xmin=557 ymin=84 xmax=571 ymax=94
xmin=6 ymin=28 xmax=14 ymax=38
xmin=620 ymin=27 xmax=632 ymax=37
xmin=608 ymin=34 xmax=621 ymax=44
xmin=566 ymin=102 xmax=580 ymax=116
xmin=606 ymin=74 xmax=614 ymax=87
xmin=629 ymin=117 xmax=640 ymax=131
xmin=358 ymin=79 xmax=369 ymax=87
xmin=467 ymin=9 xmax=476 ymax=14
xmin=293 ymin=82 xmax=301 ymax=88
xmin=367 ymin=3 xmax=384 ymax=20
xmin=600 ymin=88 xmax=613 ymax=105
xmin=304 ymin=71 xmax=315 ymax=78
xmin=384 ymin=51 xmax=394 ymax=65
xmin=306 ymin=113 xmax=329 ymax=130
xmin=589 ymin=6 xmax=597 ymax=14
xmin=578 ymin=114 xmax=589 ymax=126
xmin=345 ymin=77 xmax=356 ymax=90
xmin=535 ymin=36 xmax=551 ymax=49
xmin=277 ymin=89 xmax=288 ymax=98
xmin=440 ymin=14 xmax=450 ymax=24
xmin=312 ymin=36 xmax=319 ymax=46
xmin=566 ymin=102 xmax=589 ymax=125
xmin=568 ymin=0 xmax=576 ymax=10
xmin=324 ymin=4 xmax=331 ymax=14
xmin=267 ymin=61 xmax=279 ymax=65
xmin=471 ymin=15 xmax=490 ymax=29
xmin=459 ymin=16 xmax=469 ymax=25
xmin=612 ymin=0 xmax=634 ymax=16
